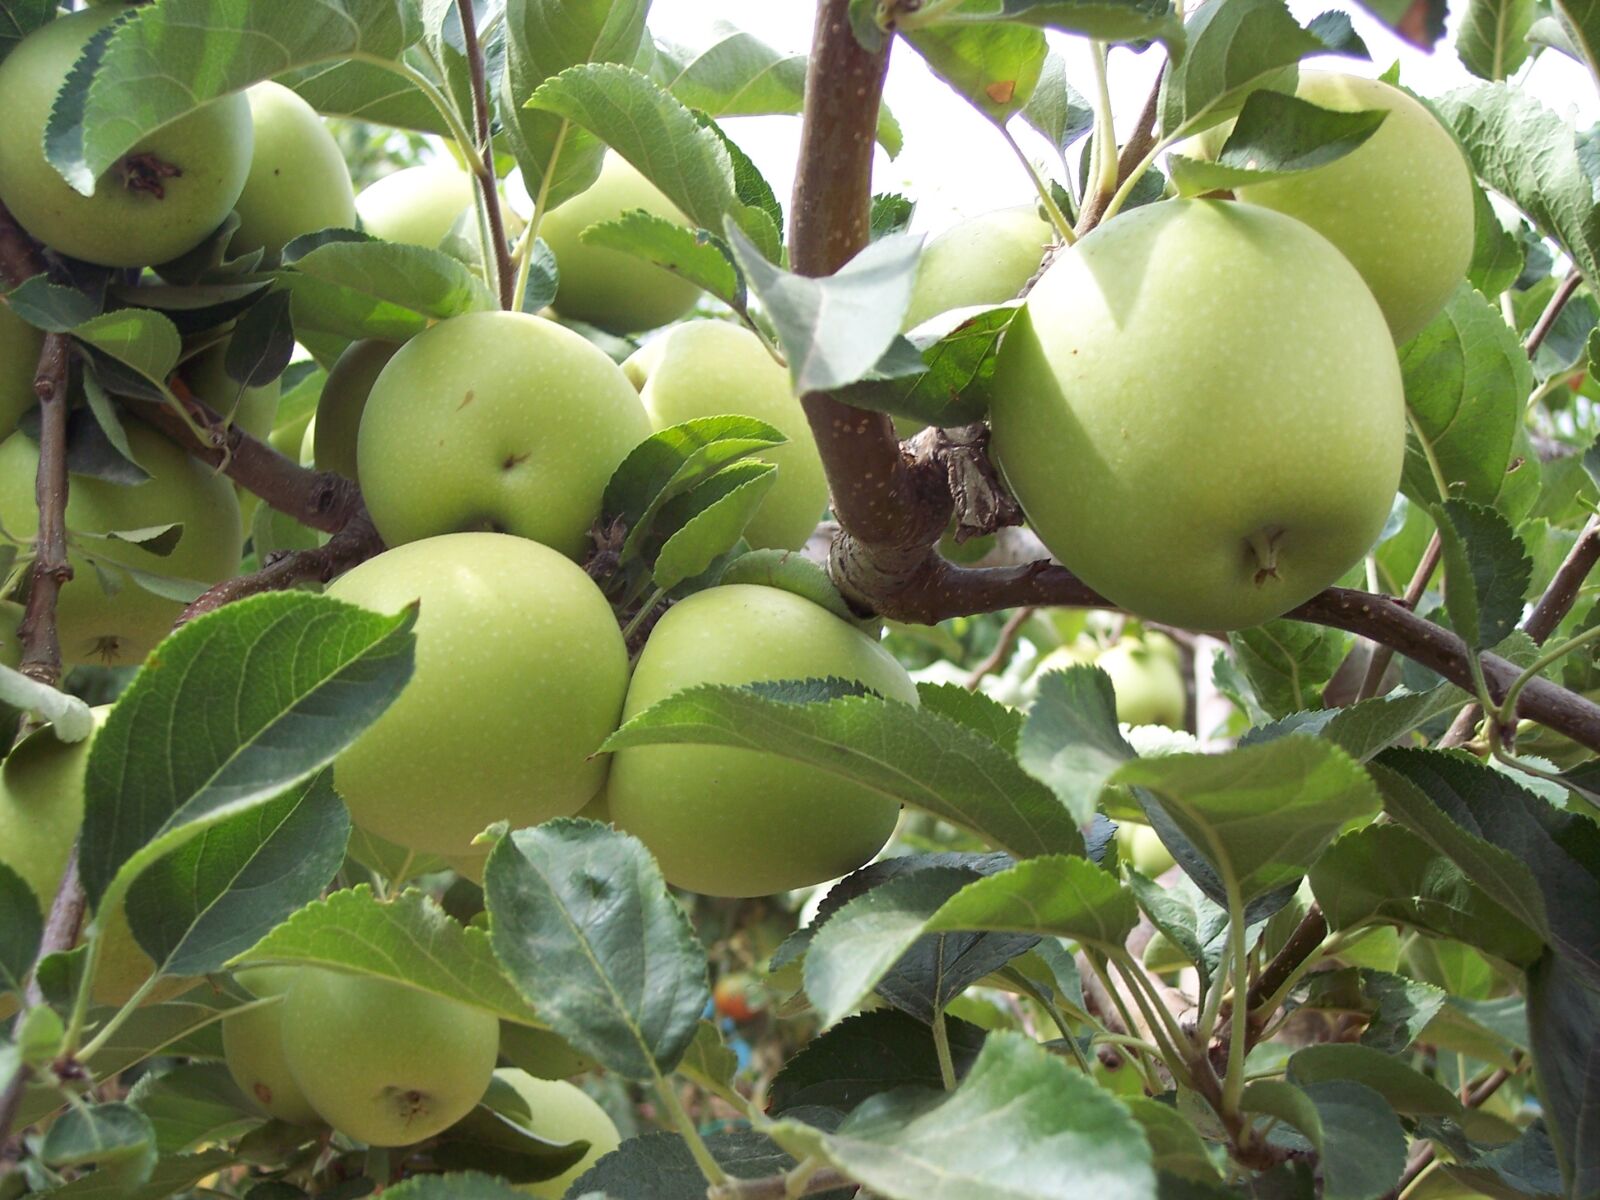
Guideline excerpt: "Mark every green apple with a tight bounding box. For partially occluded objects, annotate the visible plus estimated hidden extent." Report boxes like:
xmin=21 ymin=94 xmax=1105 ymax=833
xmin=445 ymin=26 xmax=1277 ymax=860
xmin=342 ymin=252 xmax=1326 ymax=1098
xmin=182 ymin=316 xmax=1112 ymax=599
xmin=229 ymin=82 xmax=357 ymax=260
xmin=280 ymin=968 xmax=499 ymax=1146
xmin=181 ymin=341 xmax=281 ymax=440
xmin=1204 ymin=72 xmax=1473 ymax=344
xmin=903 ymin=206 xmax=1054 ymax=331
xmin=541 ymin=154 xmax=702 ymax=333
xmin=1095 ymin=639 xmax=1186 ymax=728
xmin=0 ymin=421 xmax=243 ymax=666
xmin=622 ymin=322 xmax=828 ymax=550
xmin=0 ymin=298 xmax=43 ymax=442
xmin=1117 ymin=823 xmax=1176 ymax=877
xmin=328 ymin=532 xmax=630 ymax=856
xmin=497 ymin=1070 xmax=621 ymax=1198
xmin=608 ymin=584 xmax=917 ymax=896
xmin=355 ymin=162 xmax=475 ymax=249
xmin=989 ymin=199 xmax=1404 ymax=632
xmin=356 ymin=310 xmax=650 ymax=559
xmin=222 ymin=965 xmax=321 ymax=1125
xmin=0 ymin=9 xmax=252 ymax=267
xmin=313 ymin=339 xmax=400 ymax=481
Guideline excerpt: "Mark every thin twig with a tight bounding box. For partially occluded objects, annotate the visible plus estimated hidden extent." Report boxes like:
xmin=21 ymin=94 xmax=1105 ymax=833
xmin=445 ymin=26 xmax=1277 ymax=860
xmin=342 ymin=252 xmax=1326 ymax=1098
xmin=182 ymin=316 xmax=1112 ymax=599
xmin=1353 ymin=532 xmax=1442 ymax=703
xmin=456 ymin=0 xmax=517 ymax=309
xmin=964 ymin=606 xmax=1033 ymax=691
xmin=1525 ymin=270 xmax=1582 ymax=357
xmin=180 ymin=509 xmax=385 ymax=622
xmin=17 ymin=334 xmax=72 ymax=687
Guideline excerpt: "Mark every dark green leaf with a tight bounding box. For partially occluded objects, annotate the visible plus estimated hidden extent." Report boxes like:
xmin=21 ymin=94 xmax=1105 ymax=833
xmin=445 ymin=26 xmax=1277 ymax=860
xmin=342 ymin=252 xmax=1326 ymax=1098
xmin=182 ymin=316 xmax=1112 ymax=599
xmin=383 ymin=1173 xmax=526 ymax=1200
xmin=1432 ymin=499 xmax=1532 ymax=651
xmin=0 ymin=859 xmax=41 ymax=999
xmin=870 ymin=193 xmax=916 ymax=240
xmin=1168 ymin=90 xmax=1386 ymax=195
xmin=1302 ymin=967 xmax=1449 ymax=1052
xmin=224 ymin=291 xmax=294 ymax=389
xmin=974 ymin=0 xmax=1184 ymax=48
xmin=1524 ymin=949 xmax=1600 ymax=1195
xmin=1225 ymin=622 xmax=1348 ymax=721
xmin=1441 ymin=1119 xmax=1567 ymax=1199
xmin=1286 ymin=1044 xmax=1462 ymax=1116
xmin=1158 ymin=0 xmax=1325 ymax=139
xmin=1021 ymin=52 xmax=1094 ymax=153
xmin=126 ymin=1063 xmax=259 ymax=1155
xmin=573 ymin=1129 xmax=856 ymax=1200
xmin=581 ymin=213 xmax=744 ymax=311
xmin=1468 ymin=184 xmax=1526 ymax=297
xmin=918 ymin=682 xmax=1023 ymax=750
xmin=769 ymin=1010 xmax=987 ymax=1115
xmin=40 ymin=1100 xmax=156 ymax=1177
xmin=1457 ymin=0 xmax=1537 ymax=77
xmin=835 ymin=304 xmax=1020 ymax=428
xmin=0 ymin=0 xmax=51 ymax=66
xmin=41 ymin=1149 xmax=234 ymax=1200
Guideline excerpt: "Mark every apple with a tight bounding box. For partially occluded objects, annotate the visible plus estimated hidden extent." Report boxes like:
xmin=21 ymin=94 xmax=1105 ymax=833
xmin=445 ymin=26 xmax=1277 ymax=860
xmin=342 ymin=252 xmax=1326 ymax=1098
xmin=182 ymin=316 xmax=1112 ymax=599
xmin=541 ymin=154 xmax=702 ymax=333
xmin=280 ymin=968 xmax=499 ymax=1146
xmin=1095 ymin=639 xmax=1186 ymax=728
xmin=0 ymin=9 xmax=252 ymax=267
xmin=0 ymin=420 xmax=243 ymax=666
xmin=622 ymin=322 xmax=828 ymax=550
xmin=903 ymin=206 xmax=1054 ymax=331
xmin=180 ymin=341 xmax=280 ymax=440
xmin=497 ymin=1070 xmax=621 ymax=1198
xmin=356 ymin=310 xmax=650 ymax=559
xmin=229 ymin=82 xmax=357 ymax=260
xmin=989 ymin=199 xmax=1404 ymax=632
xmin=1117 ymin=823 xmax=1176 ymax=877
xmin=1203 ymin=73 xmax=1473 ymax=345
xmin=0 ymin=298 xmax=43 ymax=442
xmin=313 ymin=339 xmax=400 ymax=481
xmin=713 ymin=971 xmax=764 ymax=1023
xmin=607 ymin=584 xmax=918 ymax=897
xmin=355 ymin=162 xmax=476 ymax=249
xmin=222 ymin=965 xmax=321 ymax=1125
xmin=327 ymin=532 xmax=631 ymax=856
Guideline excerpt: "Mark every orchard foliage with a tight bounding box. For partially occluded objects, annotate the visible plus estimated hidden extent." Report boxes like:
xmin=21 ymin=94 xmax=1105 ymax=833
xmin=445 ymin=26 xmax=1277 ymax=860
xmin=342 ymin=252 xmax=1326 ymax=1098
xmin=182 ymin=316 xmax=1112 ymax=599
xmin=0 ymin=0 xmax=1597 ymax=1198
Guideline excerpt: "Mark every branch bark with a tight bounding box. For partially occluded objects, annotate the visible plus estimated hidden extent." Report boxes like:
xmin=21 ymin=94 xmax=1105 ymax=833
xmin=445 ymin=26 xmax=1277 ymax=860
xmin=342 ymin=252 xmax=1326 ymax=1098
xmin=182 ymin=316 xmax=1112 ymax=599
xmin=181 ymin=509 xmax=384 ymax=622
xmin=18 ymin=334 xmax=73 ymax=688
xmin=457 ymin=0 xmax=517 ymax=310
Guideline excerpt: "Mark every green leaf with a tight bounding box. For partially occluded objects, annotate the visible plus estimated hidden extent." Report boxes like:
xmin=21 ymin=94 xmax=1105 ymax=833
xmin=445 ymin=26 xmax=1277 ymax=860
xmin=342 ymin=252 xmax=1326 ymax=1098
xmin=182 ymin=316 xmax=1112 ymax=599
xmin=1522 ymin=951 xmax=1600 ymax=1198
xmin=383 ymin=1173 xmax=527 ymax=1200
xmin=768 ymin=1009 xmax=988 ymax=1115
xmin=1432 ymin=500 xmax=1532 ymax=652
xmin=1158 ymin=0 xmax=1325 ymax=139
xmin=126 ymin=1062 xmax=259 ymax=1155
xmin=1440 ymin=1120 xmax=1567 ymax=1200
xmin=485 ymin=819 xmax=710 ymax=1081
xmin=1225 ymin=621 xmax=1348 ymax=721
xmin=71 ymin=310 xmax=182 ymax=397
xmin=40 ymin=1100 xmax=157 ymax=1179
xmin=41 ymin=1150 xmax=235 ymax=1200
xmin=676 ymin=1019 xmax=741 ymax=1107
xmin=1302 ymin=966 xmax=1449 ymax=1052
xmin=1286 ymin=1044 xmax=1463 ymax=1116
xmin=520 ymin=237 xmax=560 ymax=314
xmin=581 ymin=213 xmax=744 ymax=311
xmin=282 ymin=239 xmax=498 ymax=342
xmin=1113 ymin=738 xmax=1381 ymax=906
xmin=956 ymin=0 xmax=1184 ymax=48
xmin=770 ymin=1031 xmax=1158 ymax=1200
xmin=0 ymin=0 xmax=52 ymax=66
xmin=574 ymin=1129 xmax=857 ymax=1200
xmin=1168 ymin=89 xmax=1387 ymax=195
xmin=907 ymin=21 xmax=1048 ymax=125
xmin=1241 ymin=683 xmax=1468 ymax=761
xmin=602 ymin=685 xmax=1085 ymax=860
xmin=0 ymin=665 xmax=94 ymax=742
xmin=79 ymin=592 xmax=416 ymax=915
xmin=232 ymin=884 xmax=540 ymax=1026
xmin=1553 ymin=0 xmax=1600 ymax=87
xmin=835 ymin=305 xmax=1021 ymax=428
xmin=123 ymin=772 xmax=349 ymax=978
xmin=717 ymin=550 xmax=861 ymax=626
xmin=431 ymin=1077 xmax=591 ymax=1184
xmin=1468 ymin=183 xmax=1526 ymax=297
xmin=1021 ymin=52 xmax=1093 ymax=153
xmin=1241 ymin=1080 xmax=1407 ymax=1200
xmin=651 ymin=461 xmax=778 ymax=590
xmin=1457 ymin=0 xmax=1537 ymax=78
xmin=1124 ymin=1097 xmax=1220 ymax=1183
xmin=0 ymin=859 xmax=41 ymax=999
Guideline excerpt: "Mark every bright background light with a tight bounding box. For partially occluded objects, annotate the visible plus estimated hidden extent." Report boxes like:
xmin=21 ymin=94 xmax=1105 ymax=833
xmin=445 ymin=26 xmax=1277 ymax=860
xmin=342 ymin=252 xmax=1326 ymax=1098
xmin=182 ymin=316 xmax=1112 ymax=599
xmin=646 ymin=0 xmax=1598 ymax=239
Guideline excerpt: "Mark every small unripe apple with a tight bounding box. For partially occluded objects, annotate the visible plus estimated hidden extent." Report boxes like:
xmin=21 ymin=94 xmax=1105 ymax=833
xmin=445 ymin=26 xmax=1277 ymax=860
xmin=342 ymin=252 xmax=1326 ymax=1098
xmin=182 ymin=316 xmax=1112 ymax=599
xmin=0 ymin=421 xmax=243 ymax=666
xmin=607 ymin=584 xmax=918 ymax=897
xmin=903 ymin=206 xmax=1054 ymax=330
xmin=0 ymin=298 xmax=43 ymax=442
xmin=541 ymin=154 xmax=703 ymax=333
xmin=222 ymin=965 xmax=321 ymax=1125
xmin=1095 ymin=639 xmax=1186 ymax=728
xmin=1117 ymin=822 xmax=1176 ymax=877
xmin=623 ymin=322 xmax=828 ymax=550
xmin=355 ymin=162 xmax=475 ymax=249
xmin=0 ymin=9 xmax=253 ymax=267
xmin=356 ymin=310 xmax=650 ymax=559
xmin=229 ymin=82 xmax=357 ymax=260
xmin=313 ymin=339 xmax=399 ymax=482
xmin=281 ymin=968 xmax=499 ymax=1146
xmin=498 ymin=1070 xmax=621 ymax=1198
xmin=990 ymin=199 xmax=1404 ymax=631
xmin=328 ymin=532 xmax=631 ymax=856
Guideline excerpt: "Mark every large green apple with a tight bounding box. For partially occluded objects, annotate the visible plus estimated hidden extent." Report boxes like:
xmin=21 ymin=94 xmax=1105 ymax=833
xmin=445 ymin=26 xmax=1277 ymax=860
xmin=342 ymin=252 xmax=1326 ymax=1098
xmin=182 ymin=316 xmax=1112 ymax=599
xmin=0 ymin=421 xmax=243 ymax=666
xmin=357 ymin=310 xmax=650 ymax=558
xmin=222 ymin=965 xmax=321 ymax=1125
xmin=181 ymin=341 xmax=281 ymax=440
xmin=0 ymin=9 xmax=252 ymax=267
xmin=280 ymin=968 xmax=499 ymax=1146
xmin=607 ymin=584 xmax=917 ymax=896
xmin=903 ymin=206 xmax=1054 ymax=330
xmin=327 ymin=532 xmax=630 ymax=856
xmin=229 ymin=82 xmax=357 ymax=260
xmin=989 ymin=199 xmax=1404 ymax=632
xmin=1096 ymin=639 xmax=1186 ymax=728
xmin=355 ymin=162 xmax=475 ymax=249
xmin=541 ymin=154 xmax=702 ymax=333
xmin=0 ymin=298 xmax=43 ymax=442
xmin=497 ymin=1070 xmax=621 ymax=1198
xmin=313 ymin=339 xmax=399 ymax=481
xmin=622 ymin=322 xmax=828 ymax=550
xmin=1204 ymin=73 xmax=1473 ymax=344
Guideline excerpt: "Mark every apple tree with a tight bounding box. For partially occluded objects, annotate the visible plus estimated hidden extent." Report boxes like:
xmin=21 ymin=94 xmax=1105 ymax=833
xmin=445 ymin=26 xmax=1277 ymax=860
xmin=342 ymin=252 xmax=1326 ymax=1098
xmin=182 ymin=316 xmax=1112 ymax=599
xmin=0 ymin=0 xmax=1597 ymax=1197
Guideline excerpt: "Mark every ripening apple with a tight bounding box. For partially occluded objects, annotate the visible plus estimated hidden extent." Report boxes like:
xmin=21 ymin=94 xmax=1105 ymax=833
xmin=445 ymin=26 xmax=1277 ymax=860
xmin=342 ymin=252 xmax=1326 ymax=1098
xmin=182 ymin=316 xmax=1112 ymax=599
xmin=356 ymin=311 xmax=650 ymax=558
xmin=313 ymin=339 xmax=400 ymax=481
xmin=328 ymin=532 xmax=631 ymax=856
xmin=180 ymin=341 xmax=281 ymax=440
xmin=222 ymin=965 xmax=322 ymax=1125
xmin=355 ymin=162 xmax=476 ymax=249
xmin=541 ymin=154 xmax=703 ymax=333
xmin=280 ymin=968 xmax=499 ymax=1146
xmin=0 ymin=9 xmax=253 ymax=267
xmin=622 ymin=322 xmax=828 ymax=550
xmin=1096 ymin=639 xmax=1186 ymax=728
xmin=989 ymin=199 xmax=1404 ymax=632
xmin=1117 ymin=823 xmax=1176 ymax=877
xmin=229 ymin=82 xmax=358 ymax=260
xmin=1196 ymin=73 xmax=1473 ymax=344
xmin=607 ymin=584 xmax=918 ymax=896
xmin=0 ymin=298 xmax=43 ymax=442
xmin=0 ymin=421 xmax=243 ymax=666
xmin=498 ymin=1070 xmax=622 ymax=1198
xmin=903 ymin=206 xmax=1054 ymax=331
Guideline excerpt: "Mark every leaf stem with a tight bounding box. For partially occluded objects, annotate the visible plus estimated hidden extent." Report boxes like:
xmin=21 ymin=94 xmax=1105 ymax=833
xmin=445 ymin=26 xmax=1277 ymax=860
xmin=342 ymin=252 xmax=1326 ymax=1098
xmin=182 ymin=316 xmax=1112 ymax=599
xmin=999 ymin=126 xmax=1074 ymax=245
xmin=74 ymin=965 xmax=162 ymax=1063
xmin=1220 ymin=875 xmax=1250 ymax=1120
xmin=1087 ymin=44 xmax=1118 ymax=209
xmin=655 ymin=1072 xmax=729 ymax=1188
xmin=622 ymin=587 xmax=668 ymax=643
xmin=931 ymin=1007 xmax=958 ymax=1090
xmin=1496 ymin=620 xmax=1600 ymax=723
xmin=511 ymin=122 xmax=568 ymax=314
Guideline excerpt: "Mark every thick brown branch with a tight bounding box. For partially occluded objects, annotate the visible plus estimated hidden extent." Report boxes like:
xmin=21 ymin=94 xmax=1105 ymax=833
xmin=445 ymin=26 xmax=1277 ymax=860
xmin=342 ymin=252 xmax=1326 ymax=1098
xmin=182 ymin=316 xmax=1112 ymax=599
xmin=181 ymin=509 xmax=384 ymax=622
xmin=0 ymin=198 xmax=46 ymax=286
xmin=1248 ymin=903 xmax=1327 ymax=1014
xmin=18 ymin=334 xmax=73 ymax=688
xmin=457 ymin=0 xmax=516 ymax=310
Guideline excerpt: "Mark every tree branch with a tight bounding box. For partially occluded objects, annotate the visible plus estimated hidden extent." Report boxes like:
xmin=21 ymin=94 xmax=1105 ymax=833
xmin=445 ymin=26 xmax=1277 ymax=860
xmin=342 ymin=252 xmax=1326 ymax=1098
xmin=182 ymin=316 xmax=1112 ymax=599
xmin=18 ymin=334 xmax=72 ymax=688
xmin=456 ymin=0 xmax=517 ymax=310
xmin=181 ymin=509 xmax=384 ymax=622
xmin=1525 ymin=270 xmax=1582 ymax=358
xmin=964 ymin=606 xmax=1033 ymax=691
